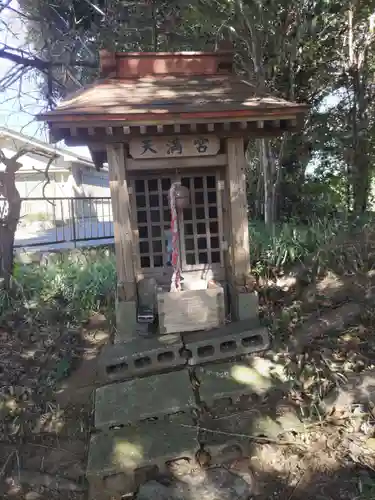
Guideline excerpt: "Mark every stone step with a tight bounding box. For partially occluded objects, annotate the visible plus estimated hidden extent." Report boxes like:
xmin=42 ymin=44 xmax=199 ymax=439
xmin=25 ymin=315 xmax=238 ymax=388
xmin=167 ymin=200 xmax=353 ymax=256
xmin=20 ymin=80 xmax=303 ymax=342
xmin=194 ymin=359 xmax=280 ymax=412
xmin=183 ymin=321 xmax=269 ymax=366
xmin=94 ymin=370 xmax=196 ymax=430
xmin=87 ymin=417 xmax=198 ymax=499
xmin=197 ymin=406 xmax=305 ymax=466
xmin=196 ymin=412 xmax=253 ymax=467
xmin=98 ymin=334 xmax=186 ymax=383
xmin=100 ymin=322 xmax=269 ymax=384
xmin=199 ymin=406 xmax=304 ymax=442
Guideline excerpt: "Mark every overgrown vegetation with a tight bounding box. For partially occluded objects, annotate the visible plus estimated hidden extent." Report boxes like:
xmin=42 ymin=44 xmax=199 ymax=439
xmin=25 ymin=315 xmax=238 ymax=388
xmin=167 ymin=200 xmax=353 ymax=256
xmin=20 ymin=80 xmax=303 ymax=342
xmin=0 ymin=215 xmax=371 ymax=322
xmin=249 ymin=218 xmax=341 ymax=274
xmin=0 ymin=248 xmax=116 ymax=325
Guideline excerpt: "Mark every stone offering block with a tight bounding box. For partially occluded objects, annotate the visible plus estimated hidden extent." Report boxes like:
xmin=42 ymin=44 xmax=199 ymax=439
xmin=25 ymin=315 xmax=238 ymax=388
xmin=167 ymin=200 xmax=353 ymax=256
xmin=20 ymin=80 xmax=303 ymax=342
xmin=94 ymin=370 xmax=196 ymax=430
xmin=157 ymin=283 xmax=225 ymax=335
xmin=87 ymin=418 xmax=198 ymax=499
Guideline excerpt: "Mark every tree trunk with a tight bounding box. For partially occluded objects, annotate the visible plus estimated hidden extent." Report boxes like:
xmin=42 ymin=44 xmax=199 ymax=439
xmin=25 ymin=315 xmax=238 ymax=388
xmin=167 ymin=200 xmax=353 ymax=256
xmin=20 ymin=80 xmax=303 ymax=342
xmin=260 ymin=139 xmax=279 ymax=226
xmin=352 ymin=151 xmax=370 ymax=214
xmin=255 ymin=171 xmax=263 ymax=219
xmin=347 ymin=6 xmax=371 ymax=215
xmin=350 ymin=75 xmax=370 ymax=215
xmin=0 ymin=170 xmax=21 ymax=290
xmin=0 ymin=225 xmax=17 ymax=289
xmin=270 ymin=152 xmax=281 ymax=223
xmin=259 ymin=139 xmax=272 ymax=225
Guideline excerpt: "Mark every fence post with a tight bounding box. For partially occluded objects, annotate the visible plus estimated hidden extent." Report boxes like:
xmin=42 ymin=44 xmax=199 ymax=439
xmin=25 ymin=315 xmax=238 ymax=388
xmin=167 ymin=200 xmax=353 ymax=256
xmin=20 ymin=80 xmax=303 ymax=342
xmin=70 ymin=198 xmax=77 ymax=248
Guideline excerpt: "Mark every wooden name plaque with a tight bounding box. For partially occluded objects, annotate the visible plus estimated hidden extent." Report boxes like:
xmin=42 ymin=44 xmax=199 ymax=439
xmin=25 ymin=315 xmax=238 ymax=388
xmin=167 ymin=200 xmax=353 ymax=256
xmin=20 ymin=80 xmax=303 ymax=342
xmin=129 ymin=135 xmax=220 ymax=159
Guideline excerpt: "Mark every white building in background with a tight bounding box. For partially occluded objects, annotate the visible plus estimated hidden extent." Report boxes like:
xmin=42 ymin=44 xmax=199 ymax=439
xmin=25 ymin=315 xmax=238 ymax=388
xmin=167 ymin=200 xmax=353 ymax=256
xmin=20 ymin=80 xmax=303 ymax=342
xmin=0 ymin=126 xmax=110 ymax=220
xmin=0 ymin=127 xmax=113 ymax=250
xmin=0 ymin=126 xmax=109 ymax=198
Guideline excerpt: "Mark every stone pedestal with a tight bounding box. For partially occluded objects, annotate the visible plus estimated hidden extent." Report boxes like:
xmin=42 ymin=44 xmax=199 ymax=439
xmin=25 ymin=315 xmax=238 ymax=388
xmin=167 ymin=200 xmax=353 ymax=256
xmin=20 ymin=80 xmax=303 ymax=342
xmin=114 ymin=299 xmax=137 ymax=343
xmin=237 ymin=291 xmax=259 ymax=321
xmin=94 ymin=370 xmax=195 ymax=430
xmin=230 ymin=288 xmax=259 ymax=322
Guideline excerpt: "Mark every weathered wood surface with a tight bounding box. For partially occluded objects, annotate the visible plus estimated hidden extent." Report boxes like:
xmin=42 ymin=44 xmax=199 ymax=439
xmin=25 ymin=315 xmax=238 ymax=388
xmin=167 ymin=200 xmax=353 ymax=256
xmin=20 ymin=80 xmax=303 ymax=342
xmin=107 ymin=143 xmax=136 ymax=300
xmin=226 ymin=137 xmax=251 ymax=283
xmin=127 ymin=154 xmax=227 ymax=171
xmin=157 ymin=284 xmax=225 ymax=335
xmin=62 ymin=122 xmax=300 ymax=148
xmin=129 ymin=135 xmax=220 ymax=159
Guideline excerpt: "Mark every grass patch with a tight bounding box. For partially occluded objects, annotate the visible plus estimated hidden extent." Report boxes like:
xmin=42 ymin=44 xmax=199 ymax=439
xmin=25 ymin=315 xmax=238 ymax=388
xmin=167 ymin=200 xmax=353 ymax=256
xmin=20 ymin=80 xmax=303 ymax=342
xmin=0 ymin=248 xmax=117 ymax=324
xmin=248 ymin=216 xmax=359 ymax=276
xmin=1 ymin=215 xmax=370 ymax=323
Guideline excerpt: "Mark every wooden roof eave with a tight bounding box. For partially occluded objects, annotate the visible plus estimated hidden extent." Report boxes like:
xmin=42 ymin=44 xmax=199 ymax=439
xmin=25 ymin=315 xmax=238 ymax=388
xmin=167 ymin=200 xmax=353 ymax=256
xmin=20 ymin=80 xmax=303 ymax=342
xmin=39 ymin=105 xmax=307 ymax=126
xmin=41 ymin=106 xmax=307 ymax=146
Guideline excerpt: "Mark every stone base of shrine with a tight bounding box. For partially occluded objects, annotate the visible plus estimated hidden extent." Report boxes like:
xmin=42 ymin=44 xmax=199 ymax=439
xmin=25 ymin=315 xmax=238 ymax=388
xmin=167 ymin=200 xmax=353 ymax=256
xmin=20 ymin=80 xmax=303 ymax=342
xmin=99 ymin=334 xmax=185 ymax=383
xmin=114 ymin=299 xmax=138 ymax=343
xmin=229 ymin=289 xmax=259 ymax=322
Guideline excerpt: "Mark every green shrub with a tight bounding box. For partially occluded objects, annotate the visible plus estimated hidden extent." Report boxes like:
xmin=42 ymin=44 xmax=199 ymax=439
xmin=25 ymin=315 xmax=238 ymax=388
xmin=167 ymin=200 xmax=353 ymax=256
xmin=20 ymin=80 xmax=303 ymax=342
xmin=0 ymin=248 xmax=117 ymax=322
xmin=248 ymin=216 xmax=354 ymax=276
xmin=1 ymin=216 xmax=370 ymax=321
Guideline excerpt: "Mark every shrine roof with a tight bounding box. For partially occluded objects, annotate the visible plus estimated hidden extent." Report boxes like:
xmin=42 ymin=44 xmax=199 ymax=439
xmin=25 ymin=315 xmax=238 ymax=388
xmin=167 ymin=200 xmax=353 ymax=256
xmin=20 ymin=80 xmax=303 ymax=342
xmin=40 ymin=51 xmax=307 ymax=125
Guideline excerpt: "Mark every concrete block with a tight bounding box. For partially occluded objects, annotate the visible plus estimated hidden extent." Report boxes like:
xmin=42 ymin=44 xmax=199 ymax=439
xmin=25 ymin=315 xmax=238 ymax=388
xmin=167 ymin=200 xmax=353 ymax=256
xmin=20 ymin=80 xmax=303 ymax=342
xmin=94 ymin=370 xmax=196 ymax=430
xmin=238 ymin=292 xmax=259 ymax=321
xmin=87 ymin=419 xmax=198 ymax=498
xmin=98 ymin=334 xmax=186 ymax=382
xmin=183 ymin=321 xmax=269 ymax=366
xmin=199 ymin=408 xmax=300 ymax=443
xmin=229 ymin=285 xmax=259 ymax=322
xmin=198 ymin=416 xmax=252 ymax=466
xmin=115 ymin=300 xmax=137 ymax=343
xmin=195 ymin=359 xmax=274 ymax=408
xmin=198 ymin=407 xmax=304 ymax=465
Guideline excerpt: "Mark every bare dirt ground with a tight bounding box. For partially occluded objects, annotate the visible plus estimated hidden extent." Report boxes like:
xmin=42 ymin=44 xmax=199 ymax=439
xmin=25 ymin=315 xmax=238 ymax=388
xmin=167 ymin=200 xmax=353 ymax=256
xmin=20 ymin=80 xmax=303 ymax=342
xmin=1 ymin=308 xmax=375 ymax=500
xmin=2 ymin=229 xmax=375 ymax=499
xmin=0 ymin=313 xmax=109 ymax=500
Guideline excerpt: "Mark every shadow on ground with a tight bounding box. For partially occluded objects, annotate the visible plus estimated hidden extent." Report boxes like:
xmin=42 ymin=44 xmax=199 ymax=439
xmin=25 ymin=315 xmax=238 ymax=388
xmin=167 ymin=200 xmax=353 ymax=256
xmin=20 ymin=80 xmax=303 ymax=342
xmin=0 ymin=311 xmax=110 ymax=500
xmin=2 ymin=227 xmax=375 ymax=499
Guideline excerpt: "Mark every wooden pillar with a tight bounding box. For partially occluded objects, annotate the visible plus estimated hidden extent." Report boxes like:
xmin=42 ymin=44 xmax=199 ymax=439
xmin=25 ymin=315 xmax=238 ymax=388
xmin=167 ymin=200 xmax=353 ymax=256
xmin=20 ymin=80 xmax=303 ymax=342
xmin=107 ymin=143 xmax=136 ymax=302
xmin=226 ymin=137 xmax=251 ymax=283
xmin=226 ymin=137 xmax=258 ymax=322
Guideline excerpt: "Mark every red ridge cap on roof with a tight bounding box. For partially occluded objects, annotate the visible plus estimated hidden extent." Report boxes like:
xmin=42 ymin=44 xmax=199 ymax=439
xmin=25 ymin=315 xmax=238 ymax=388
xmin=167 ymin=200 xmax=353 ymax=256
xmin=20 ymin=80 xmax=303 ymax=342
xmin=99 ymin=49 xmax=235 ymax=78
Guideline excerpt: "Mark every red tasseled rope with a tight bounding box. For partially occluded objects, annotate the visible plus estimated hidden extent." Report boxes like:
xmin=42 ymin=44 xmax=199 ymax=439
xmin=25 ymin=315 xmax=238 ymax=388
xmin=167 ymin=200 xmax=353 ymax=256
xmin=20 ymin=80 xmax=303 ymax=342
xmin=169 ymin=183 xmax=182 ymax=292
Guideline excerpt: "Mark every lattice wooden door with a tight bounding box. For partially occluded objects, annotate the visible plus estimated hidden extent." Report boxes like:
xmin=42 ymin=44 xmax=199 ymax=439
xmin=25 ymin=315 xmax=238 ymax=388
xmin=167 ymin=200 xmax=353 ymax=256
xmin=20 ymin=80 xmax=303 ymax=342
xmin=130 ymin=170 xmax=224 ymax=274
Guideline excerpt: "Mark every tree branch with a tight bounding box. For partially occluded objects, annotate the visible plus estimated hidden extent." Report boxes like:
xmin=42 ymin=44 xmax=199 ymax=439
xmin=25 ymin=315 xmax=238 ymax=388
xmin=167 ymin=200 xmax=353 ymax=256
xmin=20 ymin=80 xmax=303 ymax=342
xmin=0 ymin=148 xmax=30 ymax=174
xmin=0 ymin=0 xmax=12 ymax=14
xmin=31 ymin=154 xmax=58 ymax=205
xmin=0 ymin=47 xmax=48 ymax=70
xmin=0 ymin=46 xmax=97 ymax=71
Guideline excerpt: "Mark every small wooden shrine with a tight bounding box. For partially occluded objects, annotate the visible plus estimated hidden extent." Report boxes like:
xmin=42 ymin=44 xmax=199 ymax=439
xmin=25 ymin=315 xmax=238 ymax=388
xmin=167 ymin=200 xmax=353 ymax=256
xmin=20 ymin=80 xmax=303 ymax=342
xmin=41 ymin=50 xmax=308 ymax=500
xmin=40 ymin=50 xmax=307 ymax=344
